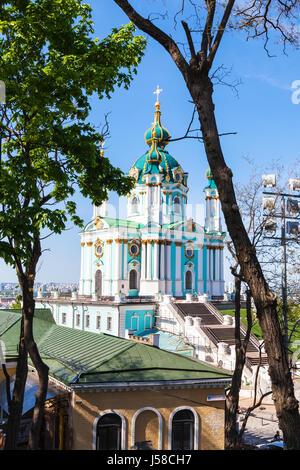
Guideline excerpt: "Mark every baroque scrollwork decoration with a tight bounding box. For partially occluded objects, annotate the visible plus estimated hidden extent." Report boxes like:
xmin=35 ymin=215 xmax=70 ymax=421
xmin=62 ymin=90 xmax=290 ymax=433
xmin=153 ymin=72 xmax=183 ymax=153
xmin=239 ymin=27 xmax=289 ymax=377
xmin=173 ymin=165 xmax=184 ymax=183
xmin=129 ymin=165 xmax=139 ymax=181
xmin=128 ymin=239 xmax=141 ymax=258
xmin=95 ymin=217 xmax=104 ymax=230
xmin=95 ymin=238 xmax=104 ymax=258
xmin=185 ymin=242 xmax=194 ymax=260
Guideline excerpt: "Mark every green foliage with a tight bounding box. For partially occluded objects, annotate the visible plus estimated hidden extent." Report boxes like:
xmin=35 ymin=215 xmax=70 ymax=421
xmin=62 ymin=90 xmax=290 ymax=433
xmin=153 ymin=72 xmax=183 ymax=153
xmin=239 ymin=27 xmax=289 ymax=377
xmin=0 ymin=0 xmax=146 ymax=268
xmin=275 ymin=300 xmax=300 ymax=323
xmin=10 ymin=293 xmax=22 ymax=309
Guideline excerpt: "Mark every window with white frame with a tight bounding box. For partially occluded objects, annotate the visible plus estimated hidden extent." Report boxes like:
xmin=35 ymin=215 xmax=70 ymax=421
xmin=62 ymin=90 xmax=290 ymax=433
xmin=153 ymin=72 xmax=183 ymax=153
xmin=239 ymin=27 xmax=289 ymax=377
xmin=107 ymin=316 xmax=112 ymax=331
xmin=96 ymin=413 xmax=122 ymax=450
xmin=96 ymin=315 xmax=101 ymax=330
xmin=171 ymin=409 xmax=195 ymax=450
xmin=131 ymin=313 xmax=139 ymax=331
xmin=76 ymin=313 xmax=80 ymax=327
xmin=61 ymin=312 xmax=67 ymax=325
xmin=144 ymin=313 xmax=152 ymax=329
xmin=85 ymin=314 xmax=90 ymax=328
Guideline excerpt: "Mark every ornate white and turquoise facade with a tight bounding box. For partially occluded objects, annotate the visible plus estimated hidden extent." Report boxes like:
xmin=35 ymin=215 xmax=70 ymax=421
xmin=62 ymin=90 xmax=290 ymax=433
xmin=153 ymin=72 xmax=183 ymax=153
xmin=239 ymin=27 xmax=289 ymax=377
xmin=79 ymin=97 xmax=226 ymax=299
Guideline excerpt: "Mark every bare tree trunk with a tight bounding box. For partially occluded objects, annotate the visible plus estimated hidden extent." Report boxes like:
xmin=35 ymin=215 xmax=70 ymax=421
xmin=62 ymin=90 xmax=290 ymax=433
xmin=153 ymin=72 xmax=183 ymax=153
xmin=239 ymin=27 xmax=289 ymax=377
xmin=4 ymin=319 xmax=28 ymax=450
xmin=22 ymin=283 xmax=49 ymax=450
xmin=225 ymin=277 xmax=242 ymax=449
xmin=225 ymin=280 xmax=253 ymax=449
xmin=21 ymin=254 xmax=49 ymax=450
xmin=5 ymin=238 xmax=49 ymax=450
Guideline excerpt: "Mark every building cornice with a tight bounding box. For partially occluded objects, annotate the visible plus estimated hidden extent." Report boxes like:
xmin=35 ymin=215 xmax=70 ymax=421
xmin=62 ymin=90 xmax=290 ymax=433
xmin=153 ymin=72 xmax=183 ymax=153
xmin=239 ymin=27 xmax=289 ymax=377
xmin=70 ymin=377 xmax=231 ymax=393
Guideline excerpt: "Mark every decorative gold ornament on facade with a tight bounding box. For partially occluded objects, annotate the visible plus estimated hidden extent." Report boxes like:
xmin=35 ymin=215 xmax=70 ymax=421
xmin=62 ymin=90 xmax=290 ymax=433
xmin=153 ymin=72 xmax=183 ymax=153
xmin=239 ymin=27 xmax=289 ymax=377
xmin=129 ymin=166 xmax=139 ymax=181
xmin=185 ymin=243 xmax=194 ymax=259
xmin=95 ymin=217 xmax=104 ymax=230
xmin=95 ymin=239 xmax=104 ymax=258
xmin=128 ymin=239 xmax=141 ymax=257
xmin=173 ymin=165 xmax=184 ymax=184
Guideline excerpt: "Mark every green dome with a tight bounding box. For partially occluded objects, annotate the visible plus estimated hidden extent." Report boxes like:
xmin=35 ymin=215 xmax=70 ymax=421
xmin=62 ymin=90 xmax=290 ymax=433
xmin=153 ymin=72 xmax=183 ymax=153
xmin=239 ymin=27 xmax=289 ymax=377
xmin=205 ymin=168 xmax=217 ymax=189
xmin=129 ymin=101 xmax=186 ymax=185
xmin=130 ymin=146 xmax=185 ymax=184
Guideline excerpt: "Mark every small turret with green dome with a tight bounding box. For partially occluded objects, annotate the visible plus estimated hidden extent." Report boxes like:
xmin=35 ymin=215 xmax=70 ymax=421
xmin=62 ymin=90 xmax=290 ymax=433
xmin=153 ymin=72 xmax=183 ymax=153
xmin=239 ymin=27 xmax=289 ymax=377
xmin=205 ymin=167 xmax=217 ymax=189
xmin=129 ymin=86 xmax=186 ymax=186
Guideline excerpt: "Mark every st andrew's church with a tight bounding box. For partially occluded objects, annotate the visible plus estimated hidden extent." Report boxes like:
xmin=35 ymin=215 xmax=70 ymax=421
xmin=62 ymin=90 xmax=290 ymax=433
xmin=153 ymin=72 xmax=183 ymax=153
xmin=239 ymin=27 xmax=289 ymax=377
xmin=78 ymin=88 xmax=225 ymax=299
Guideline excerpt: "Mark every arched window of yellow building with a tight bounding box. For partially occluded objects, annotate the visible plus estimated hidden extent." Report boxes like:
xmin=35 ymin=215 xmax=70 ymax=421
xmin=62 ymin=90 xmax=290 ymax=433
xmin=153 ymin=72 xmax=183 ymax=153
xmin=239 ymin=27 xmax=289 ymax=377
xmin=96 ymin=413 xmax=121 ymax=450
xmin=171 ymin=409 xmax=194 ymax=450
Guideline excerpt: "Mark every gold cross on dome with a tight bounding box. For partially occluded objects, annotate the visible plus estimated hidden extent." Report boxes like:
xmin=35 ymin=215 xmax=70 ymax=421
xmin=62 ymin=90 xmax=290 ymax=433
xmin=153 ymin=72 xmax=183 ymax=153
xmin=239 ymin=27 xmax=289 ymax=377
xmin=154 ymin=85 xmax=163 ymax=103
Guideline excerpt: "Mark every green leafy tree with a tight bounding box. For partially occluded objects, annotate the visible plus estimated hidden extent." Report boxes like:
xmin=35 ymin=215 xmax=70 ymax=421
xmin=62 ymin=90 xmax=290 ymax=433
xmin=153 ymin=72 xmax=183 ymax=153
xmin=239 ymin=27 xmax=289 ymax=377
xmin=0 ymin=0 xmax=146 ymax=449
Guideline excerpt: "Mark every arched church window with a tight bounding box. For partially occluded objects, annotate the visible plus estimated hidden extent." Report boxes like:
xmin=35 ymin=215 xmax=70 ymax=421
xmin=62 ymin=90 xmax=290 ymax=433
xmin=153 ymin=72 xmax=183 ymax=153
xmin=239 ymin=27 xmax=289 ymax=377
xmin=173 ymin=196 xmax=181 ymax=214
xmin=96 ymin=413 xmax=122 ymax=450
xmin=131 ymin=197 xmax=138 ymax=214
xmin=129 ymin=269 xmax=138 ymax=290
xmin=185 ymin=271 xmax=192 ymax=290
xmin=171 ymin=409 xmax=195 ymax=450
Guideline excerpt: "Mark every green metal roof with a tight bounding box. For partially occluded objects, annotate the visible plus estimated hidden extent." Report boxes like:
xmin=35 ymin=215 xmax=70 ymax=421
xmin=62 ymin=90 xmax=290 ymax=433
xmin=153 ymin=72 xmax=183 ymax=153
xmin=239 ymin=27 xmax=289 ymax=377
xmin=0 ymin=310 xmax=232 ymax=386
xmin=84 ymin=217 xmax=144 ymax=232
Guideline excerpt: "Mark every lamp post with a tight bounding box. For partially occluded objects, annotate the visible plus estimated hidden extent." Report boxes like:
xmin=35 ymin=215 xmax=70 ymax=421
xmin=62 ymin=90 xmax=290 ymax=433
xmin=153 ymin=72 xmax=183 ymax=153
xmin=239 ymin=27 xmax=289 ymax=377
xmin=262 ymin=175 xmax=300 ymax=360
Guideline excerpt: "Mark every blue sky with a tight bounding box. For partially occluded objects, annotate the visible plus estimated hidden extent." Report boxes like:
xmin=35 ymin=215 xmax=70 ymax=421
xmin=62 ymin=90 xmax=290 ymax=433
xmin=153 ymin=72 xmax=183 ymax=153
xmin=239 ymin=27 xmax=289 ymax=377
xmin=1 ymin=0 xmax=299 ymax=285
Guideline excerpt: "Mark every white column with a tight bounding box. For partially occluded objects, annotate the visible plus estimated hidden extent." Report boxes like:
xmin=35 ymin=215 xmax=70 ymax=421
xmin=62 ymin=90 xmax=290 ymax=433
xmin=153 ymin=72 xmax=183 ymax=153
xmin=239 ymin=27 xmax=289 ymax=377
xmin=123 ymin=241 xmax=128 ymax=280
xmin=166 ymin=241 xmax=172 ymax=280
xmin=160 ymin=241 xmax=165 ymax=280
xmin=154 ymin=241 xmax=159 ymax=280
xmin=198 ymin=243 xmax=203 ymax=281
xmin=175 ymin=242 xmax=182 ymax=280
xmin=141 ymin=241 xmax=146 ymax=280
xmin=114 ymin=240 xmax=121 ymax=280
xmin=206 ymin=246 xmax=210 ymax=283
xmin=147 ymin=241 xmax=152 ymax=280
xmin=105 ymin=240 xmax=113 ymax=295
xmin=215 ymin=248 xmax=219 ymax=281
xmin=145 ymin=182 xmax=150 ymax=221
xmin=85 ymin=241 xmax=93 ymax=295
xmin=79 ymin=242 xmax=85 ymax=295
xmin=220 ymin=247 xmax=224 ymax=281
